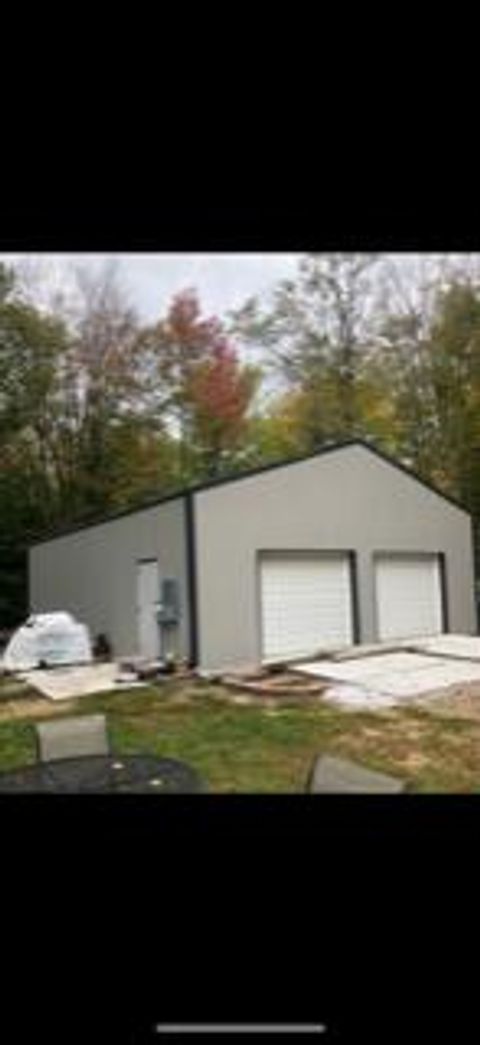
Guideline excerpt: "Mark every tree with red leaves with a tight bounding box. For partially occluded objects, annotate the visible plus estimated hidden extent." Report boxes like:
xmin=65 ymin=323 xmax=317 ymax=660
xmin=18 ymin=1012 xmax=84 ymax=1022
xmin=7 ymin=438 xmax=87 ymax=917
xmin=139 ymin=288 xmax=259 ymax=479
xmin=186 ymin=336 xmax=259 ymax=477
xmin=139 ymin=288 xmax=223 ymax=427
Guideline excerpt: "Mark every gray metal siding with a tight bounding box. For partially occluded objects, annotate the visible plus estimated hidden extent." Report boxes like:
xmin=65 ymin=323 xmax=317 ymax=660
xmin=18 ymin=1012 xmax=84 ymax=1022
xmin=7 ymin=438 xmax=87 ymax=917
xmin=194 ymin=443 xmax=476 ymax=670
xmin=29 ymin=498 xmax=189 ymax=660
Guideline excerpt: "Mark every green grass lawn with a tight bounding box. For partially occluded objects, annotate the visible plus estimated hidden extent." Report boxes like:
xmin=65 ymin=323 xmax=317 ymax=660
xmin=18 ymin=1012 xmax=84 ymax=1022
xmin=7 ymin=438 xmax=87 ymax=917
xmin=1 ymin=678 xmax=480 ymax=791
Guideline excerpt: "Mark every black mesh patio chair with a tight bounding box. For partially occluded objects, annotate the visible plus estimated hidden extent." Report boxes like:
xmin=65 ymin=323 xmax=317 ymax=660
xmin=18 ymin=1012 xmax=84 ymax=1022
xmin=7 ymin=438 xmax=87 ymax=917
xmin=35 ymin=714 xmax=110 ymax=763
xmin=306 ymin=753 xmax=406 ymax=793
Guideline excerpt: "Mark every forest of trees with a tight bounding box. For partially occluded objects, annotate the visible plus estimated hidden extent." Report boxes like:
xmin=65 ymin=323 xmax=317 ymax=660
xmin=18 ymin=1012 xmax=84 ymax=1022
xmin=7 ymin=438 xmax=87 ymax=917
xmin=2 ymin=252 xmax=480 ymax=627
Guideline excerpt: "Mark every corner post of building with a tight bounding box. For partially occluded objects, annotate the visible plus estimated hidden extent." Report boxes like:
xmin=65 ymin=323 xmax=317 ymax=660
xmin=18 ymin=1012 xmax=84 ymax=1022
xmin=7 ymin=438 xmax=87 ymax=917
xmin=184 ymin=492 xmax=199 ymax=668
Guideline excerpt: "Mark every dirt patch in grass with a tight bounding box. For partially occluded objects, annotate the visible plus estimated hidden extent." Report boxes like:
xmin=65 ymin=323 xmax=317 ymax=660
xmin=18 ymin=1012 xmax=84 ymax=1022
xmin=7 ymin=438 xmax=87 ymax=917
xmin=319 ymin=704 xmax=480 ymax=791
xmin=358 ymin=727 xmax=386 ymax=739
xmin=0 ymin=695 xmax=77 ymax=722
xmin=0 ymin=680 xmax=33 ymax=700
xmin=396 ymin=751 xmax=431 ymax=772
xmin=418 ymin=682 xmax=480 ymax=722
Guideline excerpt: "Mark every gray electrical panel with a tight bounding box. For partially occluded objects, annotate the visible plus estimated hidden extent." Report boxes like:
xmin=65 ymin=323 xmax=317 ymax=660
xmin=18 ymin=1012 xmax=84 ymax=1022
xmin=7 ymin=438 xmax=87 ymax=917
xmin=156 ymin=578 xmax=180 ymax=625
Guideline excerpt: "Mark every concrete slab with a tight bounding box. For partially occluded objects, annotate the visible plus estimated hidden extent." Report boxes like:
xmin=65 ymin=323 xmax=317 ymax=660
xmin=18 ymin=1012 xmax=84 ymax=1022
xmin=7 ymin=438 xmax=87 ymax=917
xmin=19 ymin=662 xmax=145 ymax=701
xmin=321 ymin=684 xmax=399 ymax=710
xmin=296 ymin=650 xmax=480 ymax=699
xmin=329 ymin=634 xmax=480 ymax=661
xmin=409 ymin=634 xmax=480 ymax=660
xmin=330 ymin=640 xmax=413 ymax=661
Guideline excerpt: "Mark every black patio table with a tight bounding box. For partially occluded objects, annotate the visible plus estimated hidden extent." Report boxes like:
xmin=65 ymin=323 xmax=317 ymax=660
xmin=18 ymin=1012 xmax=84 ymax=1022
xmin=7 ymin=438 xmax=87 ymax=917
xmin=0 ymin=754 xmax=205 ymax=793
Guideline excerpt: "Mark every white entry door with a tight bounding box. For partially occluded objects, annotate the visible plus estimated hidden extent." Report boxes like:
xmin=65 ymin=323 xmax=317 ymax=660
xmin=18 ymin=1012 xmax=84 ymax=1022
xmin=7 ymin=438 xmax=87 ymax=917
xmin=260 ymin=552 xmax=354 ymax=661
xmin=375 ymin=554 xmax=443 ymax=641
xmin=137 ymin=560 xmax=161 ymax=659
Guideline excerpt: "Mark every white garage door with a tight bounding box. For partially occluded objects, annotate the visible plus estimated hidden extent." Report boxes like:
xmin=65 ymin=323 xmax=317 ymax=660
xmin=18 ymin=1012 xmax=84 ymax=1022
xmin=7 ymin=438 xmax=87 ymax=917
xmin=260 ymin=553 xmax=354 ymax=661
xmin=375 ymin=554 xmax=443 ymax=641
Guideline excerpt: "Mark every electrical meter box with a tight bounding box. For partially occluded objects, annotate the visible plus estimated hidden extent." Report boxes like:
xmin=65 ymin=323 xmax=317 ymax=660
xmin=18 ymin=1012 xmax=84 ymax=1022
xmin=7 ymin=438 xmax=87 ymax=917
xmin=155 ymin=579 xmax=180 ymax=625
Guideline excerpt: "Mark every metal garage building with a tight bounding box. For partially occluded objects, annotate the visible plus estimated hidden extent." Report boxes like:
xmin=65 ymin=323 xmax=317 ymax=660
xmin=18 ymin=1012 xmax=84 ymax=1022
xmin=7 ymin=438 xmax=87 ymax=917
xmin=28 ymin=440 xmax=477 ymax=672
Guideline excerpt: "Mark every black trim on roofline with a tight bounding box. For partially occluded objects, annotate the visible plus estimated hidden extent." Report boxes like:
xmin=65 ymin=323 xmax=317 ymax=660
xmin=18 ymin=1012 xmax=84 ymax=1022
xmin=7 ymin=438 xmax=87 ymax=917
xmin=26 ymin=437 xmax=471 ymax=548
xmin=27 ymin=488 xmax=189 ymax=546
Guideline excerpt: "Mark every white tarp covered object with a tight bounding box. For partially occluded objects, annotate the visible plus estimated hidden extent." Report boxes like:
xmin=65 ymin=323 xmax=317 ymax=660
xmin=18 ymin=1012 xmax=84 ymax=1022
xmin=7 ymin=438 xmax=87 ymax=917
xmin=2 ymin=612 xmax=92 ymax=672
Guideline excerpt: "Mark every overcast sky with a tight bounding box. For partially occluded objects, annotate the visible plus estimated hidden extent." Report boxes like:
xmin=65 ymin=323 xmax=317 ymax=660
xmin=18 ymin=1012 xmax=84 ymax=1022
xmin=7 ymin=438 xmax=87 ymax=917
xmin=0 ymin=253 xmax=301 ymax=321
xmin=2 ymin=253 xmax=477 ymax=325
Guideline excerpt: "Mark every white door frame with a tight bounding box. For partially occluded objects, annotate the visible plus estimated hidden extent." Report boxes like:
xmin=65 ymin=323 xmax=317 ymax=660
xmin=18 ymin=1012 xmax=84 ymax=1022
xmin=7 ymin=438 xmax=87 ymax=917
xmin=136 ymin=558 xmax=161 ymax=659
